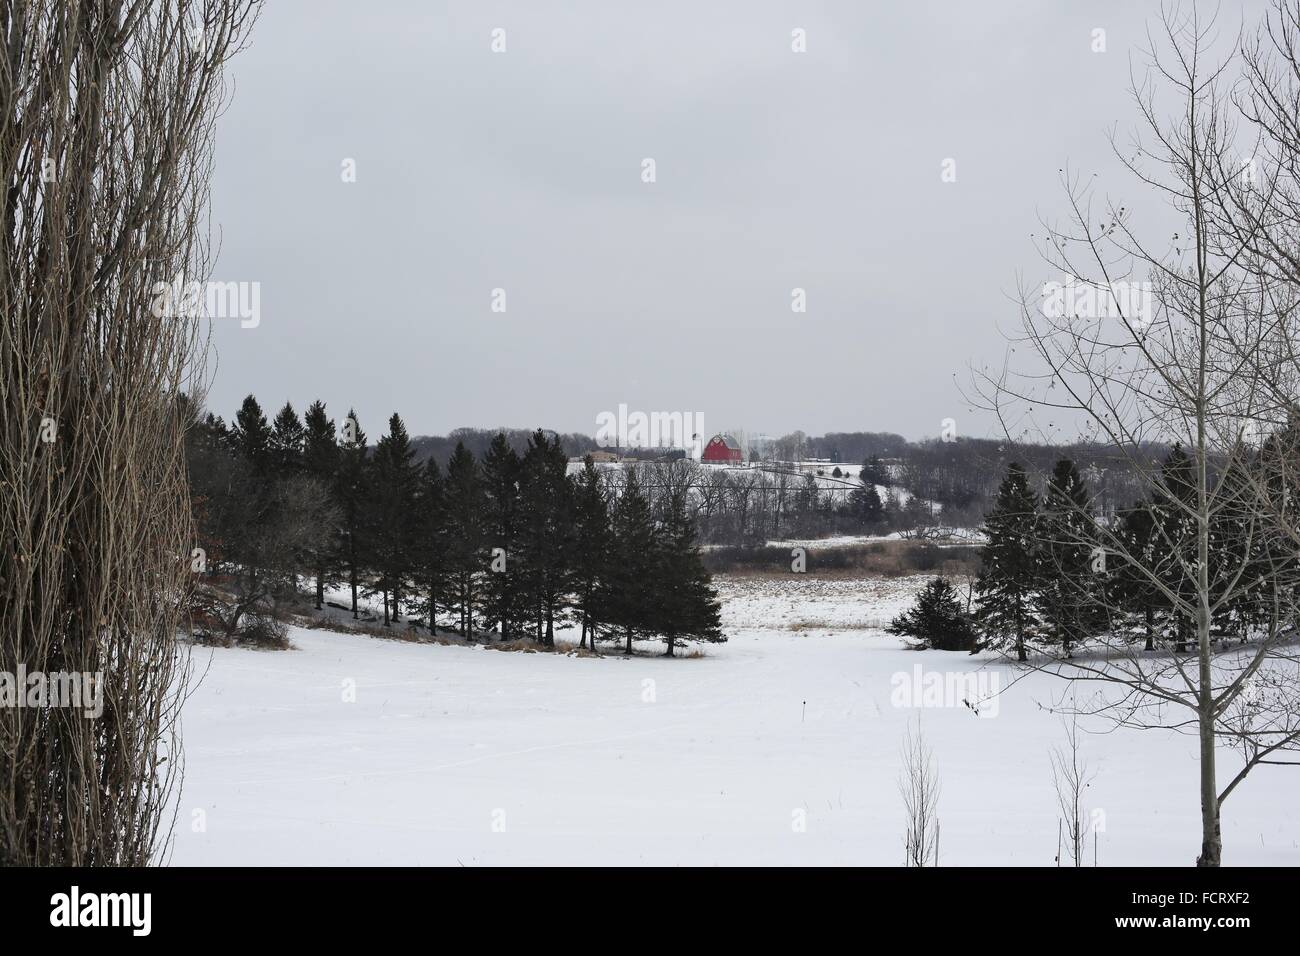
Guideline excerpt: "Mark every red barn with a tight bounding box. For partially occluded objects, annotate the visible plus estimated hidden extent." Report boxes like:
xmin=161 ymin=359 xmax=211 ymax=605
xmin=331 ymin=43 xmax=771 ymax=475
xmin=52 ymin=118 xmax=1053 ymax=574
xmin=702 ymin=433 xmax=743 ymax=464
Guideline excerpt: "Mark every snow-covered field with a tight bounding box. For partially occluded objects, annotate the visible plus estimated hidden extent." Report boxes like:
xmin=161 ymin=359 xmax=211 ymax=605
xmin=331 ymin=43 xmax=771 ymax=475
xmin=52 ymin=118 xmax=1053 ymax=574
xmin=171 ymin=575 xmax=1298 ymax=866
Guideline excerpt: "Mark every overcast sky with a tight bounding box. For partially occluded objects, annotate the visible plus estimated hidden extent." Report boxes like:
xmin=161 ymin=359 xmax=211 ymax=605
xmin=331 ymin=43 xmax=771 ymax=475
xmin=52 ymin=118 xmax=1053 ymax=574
xmin=204 ymin=0 xmax=1261 ymax=443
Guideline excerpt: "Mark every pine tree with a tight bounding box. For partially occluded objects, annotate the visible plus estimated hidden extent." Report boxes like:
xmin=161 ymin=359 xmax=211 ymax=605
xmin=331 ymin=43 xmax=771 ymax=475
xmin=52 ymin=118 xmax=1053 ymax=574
xmin=187 ymin=411 xmax=236 ymax=575
xmin=1034 ymin=459 xmax=1104 ymax=657
xmin=570 ymin=457 xmax=610 ymax=650
xmin=793 ymin=472 xmax=822 ymax=537
xmin=1114 ymin=501 xmax=1162 ymax=650
xmin=269 ymin=402 xmax=305 ymax=478
xmin=302 ymin=401 xmax=340 ymax=610
xmin=974 ymin=462 xmax=1040 ymax=661
xmin=654 ymin=490 xmax=724 ymax=656
xmin=888 ymin=577 xmax=975 ymax=651
xmin=849 ymin=475 xmax=885 ymax=528
xmin=444 ymin=441 xmax=486 ymax=639
xmin=606 ymin=468 xmax=656 ymax=654
xmin=517 ymin=430 xmax=573 ymax=647
xmin=1243 ymin=417 xmax=1300 ymax=630
xmin=368 ymin=413 xmax=419 ymax=626
xmin=335 ymin=409 xmax=369 ymax=618
xmin=479 ymin=433 xmax=523 ymax=639
xmin=902 ymin=492 xmax=931 ymax=537
xmin=232 ymin=394 xmax=272 ymax=472
xmin=413 ymin=457 xmax=449 ymax=633
xmin=1206 ymin=448 xmax=1289 ymax=639
xmin=862 ymin=456 xmax=891 ymax=488
xmin=229 ymin=395 xmax=283 ymax=596
xmin=1155 ymin=444 xmax=1198 ymax=653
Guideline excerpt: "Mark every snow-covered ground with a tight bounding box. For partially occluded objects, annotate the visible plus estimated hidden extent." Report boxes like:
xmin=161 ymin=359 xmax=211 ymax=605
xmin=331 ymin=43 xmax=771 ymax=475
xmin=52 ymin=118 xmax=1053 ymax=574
xmin=763 ymin=528 xmax=986 ymax=550
xmin=170 ymin=575 xmax=1298 ymax=866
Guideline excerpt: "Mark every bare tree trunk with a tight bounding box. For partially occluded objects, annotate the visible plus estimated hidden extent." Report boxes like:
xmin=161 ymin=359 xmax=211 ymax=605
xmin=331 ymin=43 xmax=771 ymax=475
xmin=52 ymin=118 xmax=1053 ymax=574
xmin=350 ymin=545 xmax=359 ymax=619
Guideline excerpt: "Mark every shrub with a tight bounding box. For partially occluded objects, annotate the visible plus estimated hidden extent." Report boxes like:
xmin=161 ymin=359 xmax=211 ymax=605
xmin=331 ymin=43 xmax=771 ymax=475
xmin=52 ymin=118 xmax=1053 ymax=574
xmin=887 ymin=577 xmax=976 ymax=651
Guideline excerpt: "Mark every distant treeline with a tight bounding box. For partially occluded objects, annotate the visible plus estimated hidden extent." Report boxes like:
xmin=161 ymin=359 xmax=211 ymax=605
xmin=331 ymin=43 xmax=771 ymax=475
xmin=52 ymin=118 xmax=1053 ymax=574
xmin=406 ymin=427 xmax=1170 ymax=532
xmin=409 ymin=429 xmax=598 ymax=469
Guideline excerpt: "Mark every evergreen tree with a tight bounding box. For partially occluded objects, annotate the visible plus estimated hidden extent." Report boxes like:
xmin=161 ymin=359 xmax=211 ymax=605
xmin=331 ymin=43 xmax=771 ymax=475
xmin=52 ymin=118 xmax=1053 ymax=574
xmin=654 ymin=490 xmax=724 ymax=656
xmin=570 ymin=457 xmax=610 ymax=650
xmin=186 ymin=411 xmax=237 ymax=573
xmin=479 ymin=432 xmax=523 ymax=639
xmin=1155 ymin=444 xmax=1198 ymax=653
xmin=413 ymin=456 xmax=449 ymax=634
xmin=883 ymin=486 xmax=904 ymax=531
xmin=264 ymin=402 xmax=309 ymax=600
xmin=368 ymin=413 xmax=419 ymax=625
xmin=973 ymin=462 xmax=1040 ymax=661
xmin=229 ymin=395 xmax=284 ymax=593
xmin=188 ymin=397 xmax=337 ymax=641
xmin=1034 ymin=459 xmax=1105 ymax=657
xmin=1114 ymin=501 xmax=1162 ymax=650
xmin=1205 ymin=446 xmax=1292 ymax=639
xmin=887 ymin=577 xmax=976 ymax=651
xmin=302 ymin=401 xmax=340 ymax=610
xmin=269 ymin=401 xmax=305 ymax=478
xmin=862 ymin=456 xmax=891 ymax=488
xmin=606 ymin=468 xmax=656 ymax=654
xmin=335 ymin=409 xmax=369 ymax=618
xmin=517 ymin=430 xmax=574 ymax=647
xmin=232 ymin=394 xmax=272 ymax=472
xmin=793 ymin=472 xmax=822 ymax=537
xmin=849 ymin=475 xmax=885 ymax=528
xmin=444 ymin=441 xmax=486 ymax=639
xmin=902 ymin=492 xmax=931 ymax=537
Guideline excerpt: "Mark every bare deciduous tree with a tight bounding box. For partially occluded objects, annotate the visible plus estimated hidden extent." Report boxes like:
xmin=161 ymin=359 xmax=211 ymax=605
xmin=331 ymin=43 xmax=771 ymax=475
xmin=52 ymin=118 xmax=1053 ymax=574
xmin=899 ymin=719 xmax=940 ymax=867
xmin=968 ymin=4 xmax=1300 ymax=867
xmin=1050 ymin=712 xmax=1097 ymax=867
xmin=0 ymin=0 xmax=260 ymax=864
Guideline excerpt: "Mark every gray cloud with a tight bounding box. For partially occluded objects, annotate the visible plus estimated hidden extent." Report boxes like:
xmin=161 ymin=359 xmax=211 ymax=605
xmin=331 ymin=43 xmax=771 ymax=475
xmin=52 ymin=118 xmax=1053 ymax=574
xmin=206 ymin=0 xmax=1220 ymax=442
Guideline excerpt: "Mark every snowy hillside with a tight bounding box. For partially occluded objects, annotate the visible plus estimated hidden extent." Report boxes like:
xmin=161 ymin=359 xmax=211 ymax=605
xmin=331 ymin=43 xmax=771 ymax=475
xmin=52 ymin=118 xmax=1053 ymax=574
xmin=170 ymin=576 xmax=1298 ymax=866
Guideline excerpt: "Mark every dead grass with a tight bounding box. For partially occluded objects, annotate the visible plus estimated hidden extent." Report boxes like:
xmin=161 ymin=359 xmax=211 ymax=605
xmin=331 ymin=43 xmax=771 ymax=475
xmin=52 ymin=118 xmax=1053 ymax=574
xmin=703 ymin=539 xmax=980 ymax=579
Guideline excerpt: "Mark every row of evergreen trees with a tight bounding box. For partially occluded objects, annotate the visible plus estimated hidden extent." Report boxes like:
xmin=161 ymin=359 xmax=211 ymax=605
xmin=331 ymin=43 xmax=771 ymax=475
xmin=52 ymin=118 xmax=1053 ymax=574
xmin=889 ymin=443 xmax=1295 ymax=657
xmin=972 ymin=446 xmax=1290 ymax=659
xmin=187 ymin=395 xmax=724 ymax=655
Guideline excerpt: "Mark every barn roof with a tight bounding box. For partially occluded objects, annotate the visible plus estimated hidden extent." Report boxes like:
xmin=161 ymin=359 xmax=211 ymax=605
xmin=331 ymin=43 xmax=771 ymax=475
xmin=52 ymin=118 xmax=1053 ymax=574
xmin=708 ymin=433 xmax=741 ymax=450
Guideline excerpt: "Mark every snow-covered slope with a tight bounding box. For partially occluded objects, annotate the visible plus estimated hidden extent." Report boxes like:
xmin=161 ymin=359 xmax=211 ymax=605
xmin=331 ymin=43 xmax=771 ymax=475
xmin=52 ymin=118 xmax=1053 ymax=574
xmin=170 ymin=576 xmax=1297 ymax=866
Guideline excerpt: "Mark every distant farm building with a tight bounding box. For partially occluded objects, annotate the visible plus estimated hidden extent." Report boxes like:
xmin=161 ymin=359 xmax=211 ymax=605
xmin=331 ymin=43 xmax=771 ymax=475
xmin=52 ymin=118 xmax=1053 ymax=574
xmin=702 ymin=434 xmax=743 ymax=464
